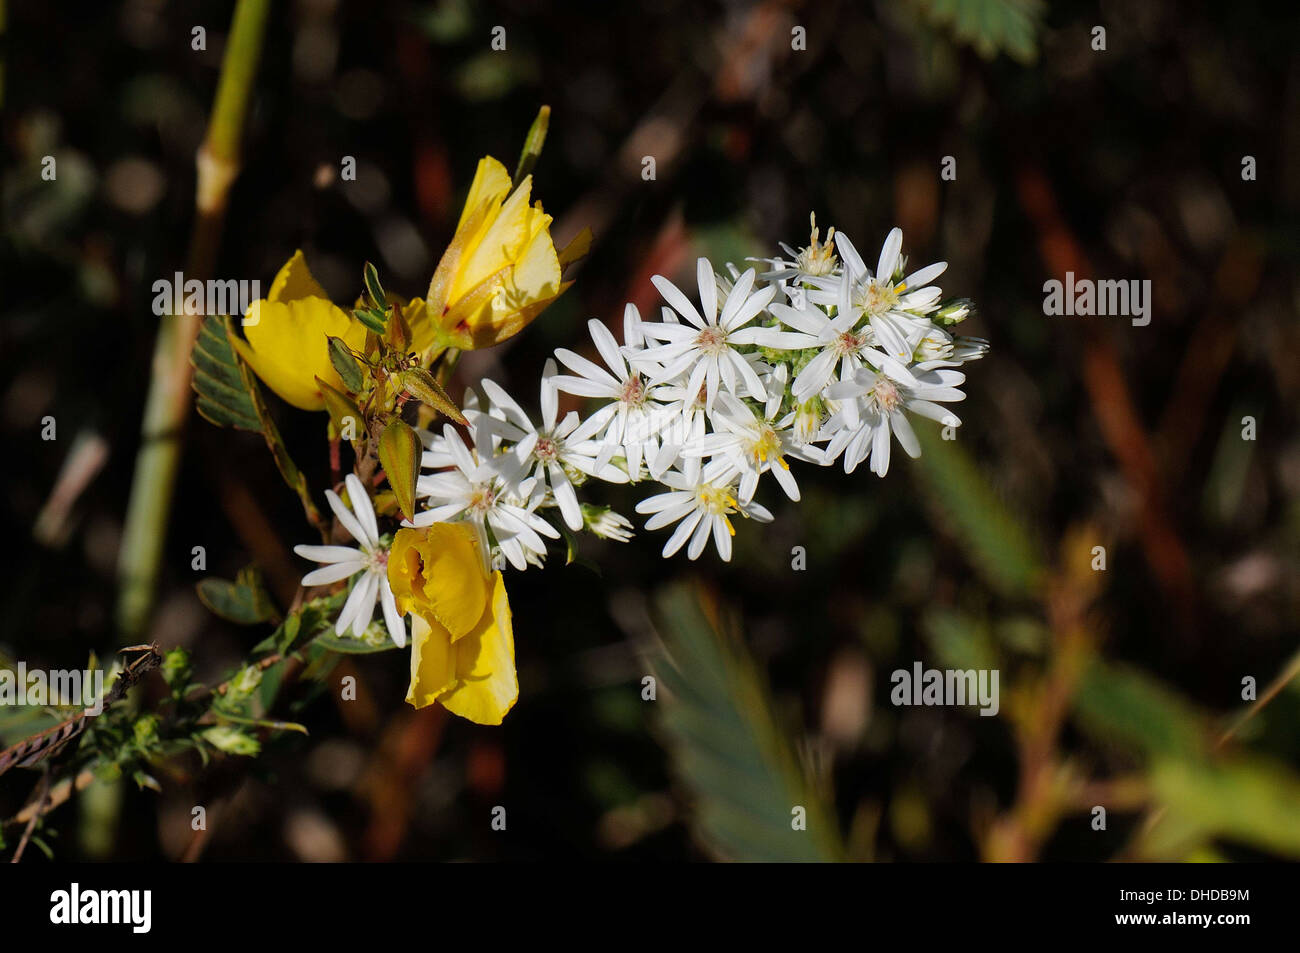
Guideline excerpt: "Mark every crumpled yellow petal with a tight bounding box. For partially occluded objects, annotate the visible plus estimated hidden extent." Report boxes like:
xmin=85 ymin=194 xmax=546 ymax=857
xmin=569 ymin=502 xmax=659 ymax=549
xmin=406 ymin=613 xmax=456 ymax=708
xmin=406 ymin=571 xmax=517 ymax=725
xmin=234 ymin=296 xmax=366 ymax=411
xmin=388 ymin=523 xmax=489 ymax=640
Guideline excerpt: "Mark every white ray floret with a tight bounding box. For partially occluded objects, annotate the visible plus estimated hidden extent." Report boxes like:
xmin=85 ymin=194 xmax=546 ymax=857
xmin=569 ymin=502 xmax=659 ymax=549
xmin=823 ymin=351 xmax=967 ymax=476
xmin=634 ymin=457 xmax=772 ymax=562
xmin=294 ymin=473 xmax=407 ymax=647
xmin=412 ymin=424 xmax=560 ymax=571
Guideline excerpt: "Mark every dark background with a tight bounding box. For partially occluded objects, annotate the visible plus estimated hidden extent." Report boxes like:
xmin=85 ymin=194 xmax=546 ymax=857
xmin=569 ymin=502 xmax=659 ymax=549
xmin=2 ymin=0 xmax=1298 ymax=862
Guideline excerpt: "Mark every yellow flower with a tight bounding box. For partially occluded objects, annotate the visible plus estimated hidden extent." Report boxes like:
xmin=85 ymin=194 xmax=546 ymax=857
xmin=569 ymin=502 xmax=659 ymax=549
xmin=234 ymin=251 xmax=368 ymax=411
xmin=388 ymin=523 xmax=518 ymax=724
xmin=417 ymin=156 xmax=582 ymax=354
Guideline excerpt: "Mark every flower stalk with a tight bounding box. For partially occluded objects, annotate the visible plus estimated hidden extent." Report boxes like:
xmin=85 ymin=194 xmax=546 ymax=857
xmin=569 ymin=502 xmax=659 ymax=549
xmin=116 ymin=0 xmax=271 ymax=642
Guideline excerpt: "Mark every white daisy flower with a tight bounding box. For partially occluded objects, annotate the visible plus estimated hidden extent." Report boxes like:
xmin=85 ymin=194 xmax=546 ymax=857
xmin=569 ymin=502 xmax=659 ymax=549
xmin=808 ymin=228 xmax=948 ymax=363
xmin=755 ymin=212 xmax=841 ymax=284
xmin=471 ymin=360 xmax=629 ymax=532
xmin=823 ymin=351 xmax=967 ymax=476
xmin=768 ymin=283 xmax=878 ymax=403
xmin=632 ymin=259 xmax=794 ymax=412
xmin=412 ymin=424 xmax=561 ymax=571
xmin=634 ymin=457 xmax=773 ymax=562
xmin=680 ymin=392 xmax=818 ymax=503
xmin=551 ymin=308 xmax=675 ymax=479
xmin=294 ymin=473 xmax=406 ymax=648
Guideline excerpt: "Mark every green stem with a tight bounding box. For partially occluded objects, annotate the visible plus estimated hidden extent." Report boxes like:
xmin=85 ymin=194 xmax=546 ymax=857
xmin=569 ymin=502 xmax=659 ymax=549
xmin=116 ymin=0 xmax=271 ymax=642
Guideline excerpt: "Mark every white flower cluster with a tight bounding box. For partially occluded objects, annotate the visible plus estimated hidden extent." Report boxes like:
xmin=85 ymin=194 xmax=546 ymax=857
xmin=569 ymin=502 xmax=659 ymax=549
xmin=407 ymin=217 xmax=989 ymax=566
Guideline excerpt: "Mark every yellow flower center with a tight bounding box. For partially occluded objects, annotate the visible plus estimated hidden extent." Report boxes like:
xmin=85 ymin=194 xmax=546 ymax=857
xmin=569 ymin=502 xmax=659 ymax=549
xmin=796 ymin=213 xmax=838 ymax=277
xmin=747 ymin=424 xmax=786 ymax=468
xmin=857 ymin=279 xmax=905 ymax=317
xmin=696 ymin=485 xmax=738 ymax=535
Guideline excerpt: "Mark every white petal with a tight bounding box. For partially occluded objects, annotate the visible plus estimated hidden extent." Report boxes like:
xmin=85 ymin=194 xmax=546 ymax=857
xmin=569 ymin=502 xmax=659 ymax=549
xmin=295 ymin=544 xmax=365 ymax=564
xmin=877 ymin=227 xmax=902 ymax=280
xmin=302 ymin=561 xmax=365 ymax=586
xmin=652 ymin=274 xmax=706 ymax=329
xmin=326 ymin=488 xmax=369 ymax=547
xmin=345 ymin=473 xmax=380 ymax=547
xmin=380 ymin=578 xmax=407 ymax=648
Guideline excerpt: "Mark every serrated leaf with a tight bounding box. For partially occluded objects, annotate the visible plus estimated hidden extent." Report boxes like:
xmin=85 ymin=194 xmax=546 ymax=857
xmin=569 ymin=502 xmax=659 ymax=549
xmin=913 ymin=422 xmax=1045 ymax=599
xmin=191 ymin=316 xmax=325 ymax=531
xmin=379 ymin=418 xmax=421 ymax=520
xmin=913 ymin=0 xmax=1044 ymax=64
xmin=192 ymin=316 xmax=260 ymax=431
xmin=644 ymin=584 xmax=844 ymax=862
xmin=1072 ymin=661 xmax=1207 ymax=761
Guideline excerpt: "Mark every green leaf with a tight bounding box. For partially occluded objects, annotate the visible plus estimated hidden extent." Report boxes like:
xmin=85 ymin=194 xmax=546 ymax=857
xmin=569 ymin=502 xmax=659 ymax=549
xmin=379 ymin=418 xmax=421 ymax=521
xmin=327 ymin=336 xmax=364 ymax=393
xmin=318 ymin=377 xmax=362 ymax=441
xmin=913 ymin=0 xmax=1044 ymax=64
xmin=192 ymin=316 xmax=259 ymax=430
xmin=1145 ymin=756 xmax=1300 ymax=859
xmin=1072 ymin=661 xmax=1207 ymax=761
xmin=922 ymin=608 xmax=1000 ymax=672
xmin=398 ymin=367 xmax=467 ymax=424
xmin=314 ymin=625 xmax=399 ymax=654
xmin=363 ymin=261 xmax=387 ymax=310
xmin=644 ymin=584 xmax=844 ymax=862
xmin=913 ymin=422 xmax=1045 ymax=599
xmin=354 ymin=306 xmax=387 ymax=334
xmin=201 ymin=725 xmax=260 ymax=756
xmin=191 ymin=316 xmax=324 ymax=530
xmin=196 ymin=573 xmax=277 ymax=625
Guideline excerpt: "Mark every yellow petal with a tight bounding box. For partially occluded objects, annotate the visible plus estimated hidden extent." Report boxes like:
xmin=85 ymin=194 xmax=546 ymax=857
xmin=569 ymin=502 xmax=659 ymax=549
xmin=236 ymin=297 xmax=365 ymax=410
xmin=403 ymin=296 xmax=436 ymax=356
xmin=406 ymin=614 xmax=457 ymax=708
xmin=504 ymin=213 xmax=561 ymax=303
xmin=456 ymin=156 xmax=512 ymax=232
xmin=388 ymin=523 xmax=489 ymax=640
xmin=439 ymin=572 xmax=517 ymax=725
xmin=449 ymin=175 xmax=536 ymax=303
xmin=268 ymin=249 xmax=329 ymax=304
